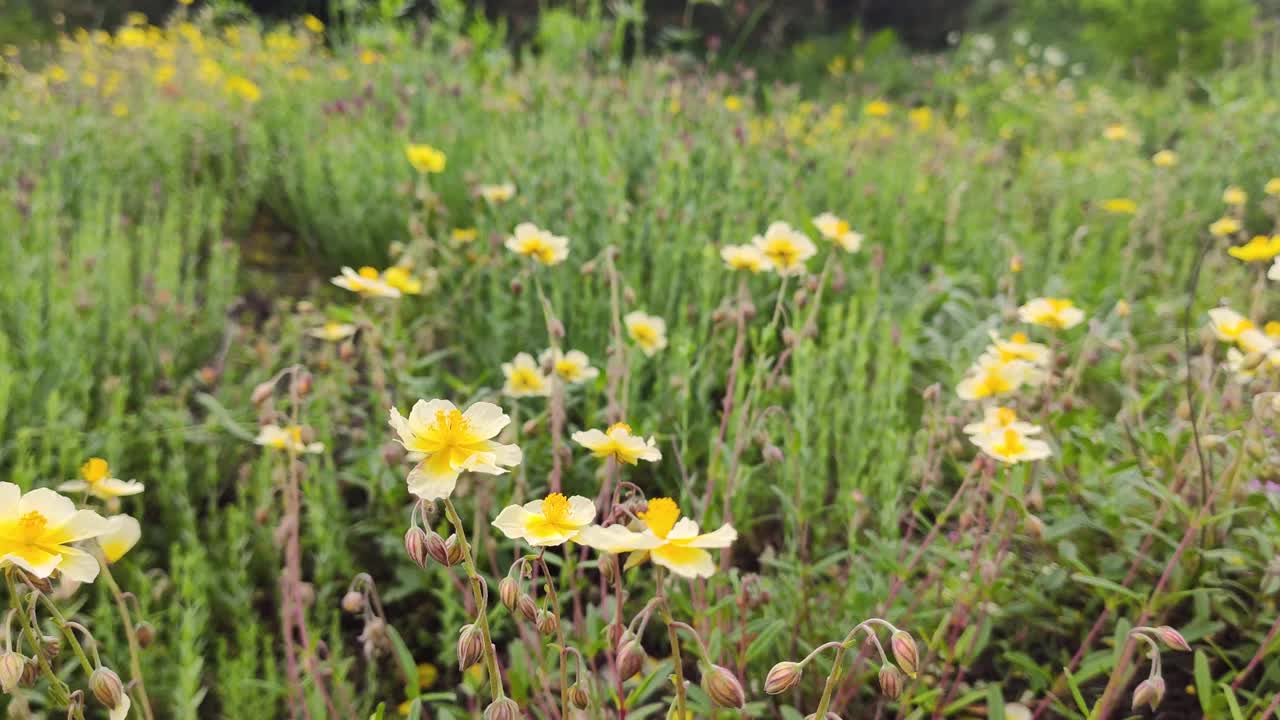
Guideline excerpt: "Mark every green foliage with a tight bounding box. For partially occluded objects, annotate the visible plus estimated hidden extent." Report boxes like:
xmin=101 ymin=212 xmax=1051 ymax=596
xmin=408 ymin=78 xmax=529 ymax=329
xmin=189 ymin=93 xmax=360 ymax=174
xmin=1081 ymin=0 xmax=1256 ymax=80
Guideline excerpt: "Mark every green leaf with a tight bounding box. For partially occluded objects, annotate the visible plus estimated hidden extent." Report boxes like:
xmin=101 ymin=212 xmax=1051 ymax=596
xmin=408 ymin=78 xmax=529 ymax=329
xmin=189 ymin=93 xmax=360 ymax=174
xmin=1194 ymin=649 xmax=1214 ymax=715
xmin=1069 ymin=573 xmax=1143 ymax=603
xmin=385 ymin=623 xmax=421 ymax=699
xmin=1063 ymin=667 xmax=1091 ymax=716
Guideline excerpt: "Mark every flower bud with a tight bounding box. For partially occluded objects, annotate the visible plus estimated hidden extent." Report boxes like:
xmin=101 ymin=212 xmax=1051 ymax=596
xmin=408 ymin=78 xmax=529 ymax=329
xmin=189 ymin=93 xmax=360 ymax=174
xmin=499 ymin=577 xmax=519 ymax=611
xmin=251 ymin=380 xmax=275 ymax=406
xmin=891 ymin=630 xmax=919 ymax=678
xmin=41 ymin=635 xmax=60 ymax=659
xmin=134 ymin=622 xmax=156 ymax=648
xmin=19 ymin=657 xmax=37 ymax=688
xmin=878 ymin=663 xmax=904 ymax=699
xmin=1131 ymin=676 xmax=1165 ymax=711
xmin=1156 ymin=626 xmax=1191 ymax=652
xmin=425 ymin=531 xmax=449 ymax=565
xmin=549 ymin=319 xmax=565 ymax=339
xmin=569 ymin=683 xmax=590 ymax=709
xmin=702 ymin=664 xmax=745 ymax=708
xmin=404 ymin=527 xmax=431 ymax=569
xmin=294 ymin=371 xmax=313 ymax=397
xmin=0 ymin=651 xmax=25 ymax=694
xmin=445 ymin=534 xmax=465 ymax=566
xmin=617 ymin=639 xmax=646 ymax=680
xmin=598 ymin=554 xmax=617 ymax=584
xmin=517 ymin=594 xmax=539 ymax=622
xmin=762 ymin=444 xmax=784 ymax=464
xmin=341 ymin=591 xmax=365 ymax=614
xmin=536 ymin=610 xmax=560 ymax=636
xmin=457 ymin=624 xmax=485 ymax=671
xmin=764 ymin=661 xmax=802 ymax=695
xmin=90 ymin=667 xmax=125 ymax=710
xmin=483 ymin=697 xmax=521 ymax=720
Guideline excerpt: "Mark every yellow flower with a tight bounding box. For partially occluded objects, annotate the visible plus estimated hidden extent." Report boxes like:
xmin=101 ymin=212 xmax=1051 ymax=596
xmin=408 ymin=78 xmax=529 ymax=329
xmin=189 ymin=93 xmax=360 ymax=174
xmin=956 ymin=358 xmax=1040 ymax=401
xmin=382 ymin=266 xmax=423 ymax=295
xmin=1266 ymin=321 xmax=1280 ymax=338
xmin=303 ymin=15 xmax=325 ymax=33
xmin=111 ymin=102 xmax=129 ymax=118
xmin=811 ymin=212 xmax=863 ymax=252
xmin=577 ymin=497 xmax=736 ymax=579
xmin=505 ymin=223 xmax=569 ymax=266
xmin=58 ymin=458 xmax=145 ymax=500
xmin=864 ymin=100 xmax=891 ymax=117
xmin=451 ymin=227 xmax=478 ymax=243
xmin=46 ymin=65 xmax=68 ymax=84
xmin=908 ymin=106 xmax=933 ymax=132
xmin=80 ymin=71 xmax=99 ymax=88
xmin=1102 ymin=124 xmax=1130 ymax=141
xmin=416 ymin=663 xmax=438 ymax=688
xmin=971 ymin=426 xmax=1051 ymax=464
xmin=388 ymin=400 xmax=522 ymax=501
xmin=98 ymin=515 xmax=141 ymax=563
xmin=720 ymin=244 xmax=773 ymax=273
xmin=1227 ymin=235 xmax=1280 ymax=263
xmin=153 ymin=64 xmax=176 ymax=85
xmin=1018 ymin=297 xmax=1085 ymax=330
xmin=827 ymin=56 xmax=847 ymax=76
xmin=225 ymin=75 xmax=261 ymax=103
xmin=962 ymin=407 xmax=1039 ymax=436
xmin=1100 ymin=198 xmax=1137 ymax=215
xmin=1209 ymin=217 xmax=1241 ymax=237
xmin=0 ymin=483 xmax=110 ymax=582
xmin=178 ymin=0 xmax=193 ymax=5
xmin=724 ymin=95 xmax=743 ymax=112
xmin=405 ymin=143 xmax=446 ymax=174
xmin=624 ymin=311 xmax=668 ymax=356
xmin=492 ymin=493 xmax=595 ymax=546
xmin=359 ymin=49 xmax=381 ymax=65
xmin=572 ymin=422 xmax=662 ymax=465
xmin=983 ymin=330 xmax=1050 ymax=366
xmin=1266 ymin=178 xmax=1280 ymax=196
xmin=1223 ymin=186 xmax=1248 ymax=207
xmin=307 ymin=322 xmax=357 ymax=342
xmin=751 ymin=222 xmax=817 ymax=276
xmin=540 ymin=348 xmax=599 ymax=384
xmin=331 ymin=266 xmax=401 ymax=298
xmin=502 ymin=352 xmax=551 ymax=398
xmin=1208 ymin=308 xmax=1274 ymax=354
xmin=479 ymin=182 xmax=516 ymax=204
xmin=254 ymin=425 xmax=324 ymax=455
xmin=1151 ymin=150 xmax=1177 ymax=167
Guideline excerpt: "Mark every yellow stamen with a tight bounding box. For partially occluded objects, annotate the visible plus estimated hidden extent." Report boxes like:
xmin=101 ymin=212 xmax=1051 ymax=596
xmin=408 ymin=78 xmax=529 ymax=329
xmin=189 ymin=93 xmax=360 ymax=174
xmin=992 ymin=429 xmax=1026 ymax=458
xmin=994 ymin=407 xmax=1017 ymax=426
xmin=639 ymin=497 xmax=681 ymax=538
xmin=1010 ymin=332 xmax=1029 ymax=344
xmin=607 ymin=422 xmax=633 ymax=435
xmin=358 ymin=266 xmax=379 ymax=279
xmin=541 ymin=493 xmax=570 ymax=524
xmin=81 ymin=457 xmax=109 ymax=484
xmin=17 ymin=511 xmax=48 ymax=541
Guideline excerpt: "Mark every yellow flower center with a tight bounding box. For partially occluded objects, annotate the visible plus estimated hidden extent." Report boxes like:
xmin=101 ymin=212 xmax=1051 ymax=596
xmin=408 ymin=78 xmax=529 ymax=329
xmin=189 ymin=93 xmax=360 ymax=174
xmin=1048 ymin=299 xmax=1073 ymax=313
xmin=976 ymin=367 xmax=1014 ymax=398
xmin=1266 ymin=321 xmax=1280 ymax=338
xmin=81 ymin=457 xmax=109 ymax=484
xmin=763 ymin=239 xmax=800 ymax=268
xmin=541 ymin=493 xmax=571 ymax=524
xmin=1224 ymin=319 xmax=1254 ymax=338
xmin=630 ymin=323 xmax=658 ymax=345
xmin=16 ymin=511 xmax=49 ymax=542
xmin=358 ymin=266 xmax=380 ymax=280
xmin=639 ymin=497 xmax=680 ymax=538
xmin=994 ymin=407 xmax=1017 ymax=427
xmin=607 ymin=422 xmax=633 ymax=436
xmin=834 ymin=219 xmax=850 ymax=236
xmin=992 ymin=429 xmax=1026 ymax=458
xmin=1010 ymin=332 xmax=1029 ymax=344
xmin=287 ymin=426 xmax=304 ymax=445
xmin=555 ymin=359 xmax=581 ymax=379
xmin=511 ymin=367 xmax=545 ymax=392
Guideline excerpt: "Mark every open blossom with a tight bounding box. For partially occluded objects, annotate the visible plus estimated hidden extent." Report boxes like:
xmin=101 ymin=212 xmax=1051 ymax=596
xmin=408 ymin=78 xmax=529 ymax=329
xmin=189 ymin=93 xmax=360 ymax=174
xmin=479 ymin=182 xmax=516 ymax=204
xmin=540 ymin=348 xmax=599 ymax=384
xmin=505 ymin=223 xmax=569 ymax=266
xmin=492 ymin=493 xmax=595 ymax=546
xmin=99 ymin=515 xmax=141 ymax=563
xmin=331 ymin=266 xmax=401 ymax=298
xmin=0 ymin=483 xmax=110 ymax=582
xmin=1018 ymin=297 xmax=1084 ymax=330
xmin=578 ymin=497 xmax=736 ymax=578
xmin=388 ymin=400 xmax=522 ymax=501
xmin=1227 ymin=235 xmax=1280 ymax=263
xmin=405 ymin=143 xmax=446 ymax=173
xmin=624 ymin=311 xmax=668 ymax=356
xmin=962 ymin=407 xmax=1040 ymax=436
xmin=812 ymin=212 xmax=863 ymax=252
xmin=1209 ymin=217 xmax=1241 ymax=237
xmin=1207 ymin=308 xmax=1274 ymax=354
xmin=1100 ymin=198 xmax=1137 ymax=215
xmin=751 ymin=222 xmax=816 ymax=276
xmin=720 ymin=244 xmax=773 ymax=273
xmin=307 ymin=322 xmax=357 ymax=342
xmin=572 ymin=422 xmax=661 ymax=464
xmin=983 ymin=330 xmax=1050 ymax=366
xmin=1151 ymin=150 xmax=1177 ymax=167
xmin=1103 ymin=124 xmax=1131 ymax=141
xmin=255 ymin=425 xmax=325 ymax=455
xmin=382 ymin=266 xmax=424 ymax=295
xmin=1223 ymin=186 xmax=1248 ymax=206
xmin=1266 ymin=178 xmax=1280 ymax=196
xmin=502 ymin=352 xmax=551 ymax=398
xmin=58 ymin=458 xmax=145 ymax=500
xmin=957 ymin=358 xmax=1042 ymax=401
xmin=972 ymin=426 xmax=1052 ymax=464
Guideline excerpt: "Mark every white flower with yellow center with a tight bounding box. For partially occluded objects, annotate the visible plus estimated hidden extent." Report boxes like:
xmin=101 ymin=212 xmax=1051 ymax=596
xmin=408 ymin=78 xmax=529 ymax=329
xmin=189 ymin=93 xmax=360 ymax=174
xmin=331 ymin=266 xmax=401 ymax=298
xmin=972 ymin=427 xmax=1051 ymax=464
xmin=751 ymin=222 xmax=817 ymax=276
xmin=0 ymin=483 xmax=110 ymax=582
xmin=307 ymin=322 xmax=357 ymax=342
xmin=388 ymin=400 xmax=523 ymax=501
xmin=479 ymin=182 xmax=516 ymax=204
xmin=572 ymin=422 xmax=661 ymax=465
xmin=381 ymin=266 xmax=424 ymax=295
xmin=254 ymin=425 xmax=325 ymax=455
xmin=505 ymin=223 xmax=569 ymax=266
xmin=812 ymin=212 xmax=863 ymax=252
xmin=58 ymin=458 xmax=145 ymax=500
xmin=1017 ymin=298 xmax=1084 ymax=330
xmin=577 ymin=497 xmax=736 ymax=579
xmin=98 ymin=514 xmax=141 ymax=563
xmin=956 ymin=358 xmax=1042 ymax=401
xmin=1206 ymin=307 xmax=1272 ymax=352
xmin=492 ymin=493 xmax=595 ymax=546
xmin=624 ymin=311 xmax=668 ymax=356
xmin=983 ymin=330 xmax=1050 ymax=367
xmin=720 ymin=244 xmax=773 ymax=273
xmin=540 ymin=348 xmax=600 ymax=385
xmin=502 ymin=352 xmax=551 ymax=398
xmin=962 ymin=407 xmax=1040 ymax=436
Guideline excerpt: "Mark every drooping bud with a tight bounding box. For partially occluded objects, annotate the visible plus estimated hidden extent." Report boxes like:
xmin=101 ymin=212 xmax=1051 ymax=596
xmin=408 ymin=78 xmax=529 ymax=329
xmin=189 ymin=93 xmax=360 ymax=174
xmin=404 ymin=527 xmax=431 ymax=568
xmin=598 ymin=554 xmax=617 ymax=584
xmin=498 ymin=577 xmax=519 ymax=611
xmin=891 ymin=630 xmax=919 ymax=678
xmin=878 ymin=664 xmax=904 ymax=699
xmin=617 ymin=639 xmax=646 ymax=680
xmin=425 ymin=531 xmax=449 ymax=566
xmin=445 ymin=534 xmax=465 ymax=566
xmin=517 ymin=594 xmax=539 ymax=622
xmin=1131 ymin=676 xmax=1165 ymax=712
xmin=134 ymin=622 xmax=156 ymax=648
xmin=457 ymin=624 xmax=485 ymax=671
xmin=764 ymin=661 xmax=803 ymax=695
xmin=483 ymin=697 xmax=521 ymax=720
xmin=569 ymin=683 xmax=590 ymax=709
xmin=250 ymin=380 xmax=275 ymax=406
xmin=536 ymin=610 xmax=560 ymax=637
xmin=19 ymin=657 xmax=37 ymax=688
xmin=762 ymin=444 xmax=784 ymax=464
xmin=1155 ymin=626 xmax=1192 ymax=652
xmin=41 ymin=635 xmax=60 ymax=659
xmin=342 ymin=590 xmax=365 ymax=614
xmin=0 ymin=651 xmax=25 ymax=694
xmin=702 ymin=664 xmax=745 ymax=708
xmin=89 ymin=667 xmax=125 ymax=710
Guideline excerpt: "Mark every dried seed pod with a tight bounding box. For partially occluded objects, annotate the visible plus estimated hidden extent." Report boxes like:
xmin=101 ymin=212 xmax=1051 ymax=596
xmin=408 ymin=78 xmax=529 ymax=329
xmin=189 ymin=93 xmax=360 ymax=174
xmin=764 ymin=661 xmax=802 ymax=695
xmin=702 ymin=664 xmax=745 ymax=708
xmin=457 ymin=624 xmax=485 ymax=671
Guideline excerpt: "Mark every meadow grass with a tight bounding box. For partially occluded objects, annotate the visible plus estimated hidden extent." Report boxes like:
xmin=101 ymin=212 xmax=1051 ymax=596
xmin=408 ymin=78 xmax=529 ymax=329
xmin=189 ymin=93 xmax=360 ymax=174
xmin=1 ymin=8 xmax=1279 ymax=720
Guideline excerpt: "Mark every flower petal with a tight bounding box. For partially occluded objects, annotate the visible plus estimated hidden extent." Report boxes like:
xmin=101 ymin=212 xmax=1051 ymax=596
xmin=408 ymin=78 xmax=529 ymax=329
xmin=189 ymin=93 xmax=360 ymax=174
xmin=463 ymin=402 xmax=511 ymax=439
xmin=492 ymin=504 xmax=533 ymax=540
xmin=567 ymin=496 xmax=597 ymax=526
xmin=652 ymin=544 xmax=716 ymax=578
xmin=577 ymin=524 xmax=663 ymax=553
xmin=685 ymin=523 xmax=737 ymax=549
xmin=406 ymin=456 xmax=460 ymax=501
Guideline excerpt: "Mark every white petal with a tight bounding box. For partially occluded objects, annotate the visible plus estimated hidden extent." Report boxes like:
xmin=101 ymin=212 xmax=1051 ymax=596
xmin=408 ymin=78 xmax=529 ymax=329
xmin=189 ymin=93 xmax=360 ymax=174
xmin=576 ymin=524 xmax=663 ymax=553
xmin=489 ymin=442 xmax=523 ymax=468
xmin=99 ymin=515 xmax=142 ymax=562
xmin=664 ymin=517 xmax=702 ymax=541
xmin=110 ymin=693 xmax=132 ymax=720
xmin=56 ymin=547 xmax=101 ymax=583
xmin=463 ymin=402 xmax=511 ymax=439
xmin=57 ymin=480 xmax=89 ymax=493
xmin=408 ymin=399 xmax=456 ymax=436
xmin=685 ymin=523 xmax=737 ymax=548
xmin=571 ymin=429 xmax=609 ymax=451
xmin=99 ymin=479 xmax=146 ymax=497
xmin=492 ymin=505 xmax=533 ymax=540
xmin=406 ymin=459 xmax=460 ymax=501
xmin=18 ymin=488 xmax=77 ymax=526
xmin=567 ymin=496 xmax=597 ymax=526
xmin=58 ymin=509 xmax=111 ymax=542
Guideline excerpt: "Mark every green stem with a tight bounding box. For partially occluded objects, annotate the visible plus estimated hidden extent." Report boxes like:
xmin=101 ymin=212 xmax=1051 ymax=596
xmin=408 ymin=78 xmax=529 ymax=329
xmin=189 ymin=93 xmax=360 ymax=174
xmin=98 ymin=557 xmax=156 ymax=720
xmin=813 ymin=643 xmax=848 ymax=718
xmin=5 ymin=572 xmax=71 ymax=705
xmin=35 ymin=593 xmax=95 ymax=676
xmin=442 ymin=498 xmax=504 ymax=702
xmin=655 ymin=568 xmax=688 ymax=718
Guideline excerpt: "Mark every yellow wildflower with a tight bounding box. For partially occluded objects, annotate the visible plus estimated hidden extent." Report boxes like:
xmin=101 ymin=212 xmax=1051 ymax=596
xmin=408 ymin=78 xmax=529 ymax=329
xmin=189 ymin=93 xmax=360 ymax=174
xmin=572 ymin=422 xmax=661 ymax=465
xmin=479 ymin=182 xmax=516 ymax=204
xmin=812 ymin=212 xmax=863 ymax=253
xmin=1100 ymin=198 xmax=1137 ymax=215
xmin=720 ymin=245 xmax=773 ymax=273
xmin=1209 ymin=217 xmax=1241 ymax=237
xmin=254 ymin=425 xmax=324 ymax=455
xmin=331 ymin=266 xmax=401 ymax=298
xmin=983 ymin=330 xmax=1050 ymax=366
xmin=1223 ymin=186 xmax=1248 ymax=207
xmin=956 ymin=358 xmax=1040 ymax=401
xmin=225 ymin=75 xmax=261 ymax=103
xmin=624 ymin=311 xmax=668 ymax=356
xmin=405 ymin=143 xmax=446 ymax=174
xmin=540 ymin=348 xmax=599 ymax=384
xmin=1102 ymin=124 xmax=1130 ymax=141
xmin=1018 ymin=297 xmax=1085 ymax=330
xmin=451 ymin=227 xmax=478 ymax=243
xmin=303 ymin=15 xmax=325 ymax=33
xmin=1151 ymin=150 xmax=1177 ymax=167
xmin=724 ymin=95 xmax=743 ymax=112
xmin=492 ymin=493 xmax=595 ymax=546
xmin=972 ymin=426 xmax=1051 ymax=464
xmin=864 ymin=100 xmax=891 ymax=117
xmin=382 ymin=266 xmax=423 ymax=295
xmin=388 ymin=400 xmax=522 ymax=501
xmin=0 ymin=483 xmax=110 ymax=582
xmin=962 ymin=407 xmax=1039 ymax=436
xmin=505 ymin=223 xmax=569 ymax=266
xmin=501 ymin=353 xmax=551 ymax=398
xmin=307 ymin=322 xmax=357 ymax=342
xmin=58 ymin=458 xmax=145 ymax=500
xmin=751 ymin=222 xmax=816 ymax=276
xmin=1227 ymin=235 xmax=1280 ymax=263
xmin=1266 ymin=178 xmax=1280 ymax=196
xmin=578 ymin=497 xmax=736 ymax=579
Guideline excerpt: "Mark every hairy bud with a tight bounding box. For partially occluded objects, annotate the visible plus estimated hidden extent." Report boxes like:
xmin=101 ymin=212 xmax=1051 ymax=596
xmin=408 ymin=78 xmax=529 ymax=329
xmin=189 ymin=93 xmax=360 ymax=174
xmin=764 ymin=661 xmax=803 ymax=695
xmin=498 ymin=577 xmax=519 ymax=611
xmin=423 ymin=531 xmax=448 ymax=566
xmin=90 ymin=667 xmax=125 ymax=710
xmin=404 ymin=527 xmax=431 ymax=569
xmin=341 ymin=591 xmax=365 ymax=615
xmin=536 ymin=610 xmax=560 ymax=637
xmin=517 ymin=595 xmax=539 ymax=622
xmin=598 ymin=554 xmax=617 ymax=584
xmin=250 ymin=380 xmax=275 ymax=406
xmin=1156 ymin=626 xmax=1192 ymax=652
xmin=0 ymin=651 xmax=25 ymax=694
xmin=702 ymin=664 xmax=745 ymax=708
xmin=617 ymin=639 xmax=646 ymax=681
xmin=762 ymin=444 xmax=784 ymax=464
xmin=134 ymin=622 xmax=156 ymax=649
xmin=1131 ymin=676 xmax=1165 ymax=712
xmin=570 ymin=683 xmax=590 ymax=709
xmin=891 ymin=630 xmax=919 ymax=678
xmin=483 ymin=697 xmax=521 ymax=720
xmin=878 ymin=664 xmax=904 ymax=699
xmin=457 ymin=624 xmax=485 ymax=671
xmin=41 ymin=635 xmax=60 ymax=659
xmin=445 ymin=535 xmax=465 ymax=566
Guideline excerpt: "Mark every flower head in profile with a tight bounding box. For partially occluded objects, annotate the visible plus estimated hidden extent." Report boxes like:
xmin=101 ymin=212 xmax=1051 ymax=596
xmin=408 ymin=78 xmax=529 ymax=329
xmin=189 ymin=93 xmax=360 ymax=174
xmin=720 ymin=245 xmax=773 ymax=273
xmin=492 ymin=493 xmax=595 ymax=546
xmin=382 ymin=266 xmax=424 ymax=295
xmin=307 ymin=322 xmax=357 ymax=342
xmin=540 ymin=348 xmax=599 ymax=385
xmin=864 ymin=100 xmax=891 ymax=117
xmin=99 ymin=515 xmax=141 ymax=563
xmin=405 ymin=143 xmax=446 ymax=174
xmin=1151 ymin=150 xmax=1177 ymax=167
xmin=451 ymin=227 xmax=479 ymax=244
xmin=573 ymin=423 xmax=661 ymax=464
xmin=812 ymin=212 xmax=864 ymax=252
xmin=1018 ymin=297 xmax=1085 ymax=330
xmin=1266 ymin=178 xmax=1280 ymax=197
xmin=388 ymin=400 xmax=522 ymax=501
xmin=502 ymin=352 xmax=551 ymax=398
xmin=624 ymin=311 xmax=668 ymax=356
xmin=972 ymin=426 xmax=1051 ymax=464
xmin=303 ymin=14 xmax=325 ymax=33
xmin=59 ymin=458 xmax=145 ymax=500
xmin=505 ymin=223 xmax=569 ymax=266
xmin=1223 ymin=186 xmax=1248 ymax=207
xmin=957 ymin=358 xmax=1042 ymax=401
xmin=751 ymin=222 xmax=816 ymax=276
xmin=578 ymin=497 xmax=736 ymax=578
xmin=254 ymin=425 xmax=324 ymax=455
xmin=1207 ymin=308 xmax=1274 ymax=354
xmin=983 ymin=330 xmax=1050 ymax=366
xmin=1100 ymin=198 xmax=1137 ymax=215
xmin=0 ymin=483 xmax=110 ymax=582
xmin=479 ymin=182 xmax=516 ymax=204
xmin=1227 ymin=235 xmax=1280 ymax=263
xmin=331 ymin=266 xmax=401 ymax=298
xmin=1209 ymin=217 xmax=1241 ymax=238
xmin=962 ymin=406 xmax=1040 ymax=436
